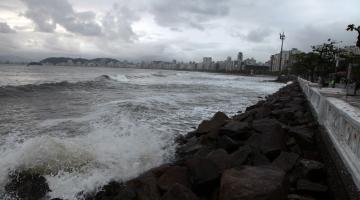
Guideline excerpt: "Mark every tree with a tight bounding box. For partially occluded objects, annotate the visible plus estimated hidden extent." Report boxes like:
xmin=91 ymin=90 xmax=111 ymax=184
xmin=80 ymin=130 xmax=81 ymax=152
xmin=346 ymin=24 xmax=360 ymax=48
xmin=311 ymin=39 xmax=343 ymax=76
xmin=291 ymin=52 xmax=321 ymax=81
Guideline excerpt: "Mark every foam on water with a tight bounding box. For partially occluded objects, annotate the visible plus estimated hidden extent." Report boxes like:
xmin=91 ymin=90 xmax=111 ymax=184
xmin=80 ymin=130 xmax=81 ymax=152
xmin=0 ymin=102 xmax=175 ymax=199
xmin=108 ymin=74 xmax=129 ymax=82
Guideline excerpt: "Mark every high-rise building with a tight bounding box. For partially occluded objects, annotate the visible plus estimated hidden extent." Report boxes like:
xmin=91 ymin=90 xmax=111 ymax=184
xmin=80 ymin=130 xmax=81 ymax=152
xmin=202 ymin=57 xmax=213 ymax=71
xmin=270 ymin=48 xmax=302 ymax=72
xmin=237 ymin=52 xmax=243 ymax=62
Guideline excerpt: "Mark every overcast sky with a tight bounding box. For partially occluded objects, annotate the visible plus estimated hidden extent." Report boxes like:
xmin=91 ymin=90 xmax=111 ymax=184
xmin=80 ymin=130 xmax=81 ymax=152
xmin=0 ymin=0 xmax=359 ymax=62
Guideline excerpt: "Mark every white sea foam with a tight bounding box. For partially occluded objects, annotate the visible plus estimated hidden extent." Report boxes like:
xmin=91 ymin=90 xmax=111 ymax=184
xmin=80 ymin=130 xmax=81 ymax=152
xmin=109 ymin=74 xmax=129 ymax=82
xmin=0 ymin=104 xmax=175 ymax=199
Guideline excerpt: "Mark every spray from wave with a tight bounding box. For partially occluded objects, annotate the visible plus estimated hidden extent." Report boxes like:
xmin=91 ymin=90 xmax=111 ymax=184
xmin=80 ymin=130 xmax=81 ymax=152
xmin=0 ymin=99 xmax=176 ymax=199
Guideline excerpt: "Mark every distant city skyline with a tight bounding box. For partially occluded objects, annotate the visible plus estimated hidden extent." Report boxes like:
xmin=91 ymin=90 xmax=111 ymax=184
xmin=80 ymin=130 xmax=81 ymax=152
xmin=0 ymin=0 xmax=359 ymax=62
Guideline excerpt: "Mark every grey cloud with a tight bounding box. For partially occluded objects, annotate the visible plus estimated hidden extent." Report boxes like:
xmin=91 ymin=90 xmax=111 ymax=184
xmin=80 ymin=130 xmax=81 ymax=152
xmin=20 ymin=0 xmax=102 ymax=36
xmin=0 ymin=22 xmax=16 ymax=33
xmin=150 ymin=0 xmax=230 ymax=30
xmin=289 ymin=23 xmax=358 ymax=52
xmin=101 ymin=4 xmax=139 ymax=42
xmin=245 ymin=28 xmax=272 ymax=43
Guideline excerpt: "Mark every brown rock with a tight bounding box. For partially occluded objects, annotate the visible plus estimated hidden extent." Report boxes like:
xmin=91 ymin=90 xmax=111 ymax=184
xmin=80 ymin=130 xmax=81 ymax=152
xmin=158 ymin=166 xmax=190 ymax=191
xmin=196 ymin=112 xmax=229 ymax=135
xmin=207 ymin=149 xmax=231 ymax=171
xmin=272 ymin=152 xmax=300 ymax=172
xmin=185 ymin=158 xmax=220 ymax=187
xmin=219 ymin=167 xmax=287 ymax=200
xmin=127 ymin=173 xmax=161 ymax=200
xmin=219 ymin=121 xmax=252 ymax=141
xmin=161 ymin=183 xmax=198 ymax=200
xmin=229 ymin=145 xmax=252 ymax=167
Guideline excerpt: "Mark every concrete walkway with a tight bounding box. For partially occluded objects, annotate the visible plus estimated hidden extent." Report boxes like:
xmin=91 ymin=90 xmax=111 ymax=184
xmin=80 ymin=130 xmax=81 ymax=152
xmin=315 ymin=86 xmax=360 ymax=110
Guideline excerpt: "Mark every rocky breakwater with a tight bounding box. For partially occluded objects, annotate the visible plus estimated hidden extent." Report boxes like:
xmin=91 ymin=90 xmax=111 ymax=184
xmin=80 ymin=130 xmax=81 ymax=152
xmin=5 ymin=82 xmax=333 ymax=200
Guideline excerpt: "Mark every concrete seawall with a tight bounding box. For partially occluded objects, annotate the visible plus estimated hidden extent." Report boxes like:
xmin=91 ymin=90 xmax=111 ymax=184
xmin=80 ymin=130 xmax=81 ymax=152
xmin=298 ymin=77 xmax=360 ymax=191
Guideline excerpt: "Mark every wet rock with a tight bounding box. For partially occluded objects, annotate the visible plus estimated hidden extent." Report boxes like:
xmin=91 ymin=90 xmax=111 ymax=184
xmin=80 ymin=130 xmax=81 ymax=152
xmin=177 ymin=137 xmax=203 ymax=157
xmin=248 ymin=150 xmax=271 ymax=166
xmin=288 ymin=126 xmax=315 ymax=148
xmin=161 ymin=183 xmax=198 ymax=200
xmin=252 ymin=118 xmax=282 ymax=134
xmin=206 ymin=149 xmax=231 ymax=171
xmin=299 ymin=159 xmax=326 ymax=182
xmin=216 ymin=135 xmax=240 ymax=153
xmin=92 ymin=181 xmax=136 ymax=200
xmin=272 ymin=152 xmax=300 ymax=172
xmin=185 ymin=158 xmax=220 ymax=187
xmin=296 ymin=179 xmax=328 ymax=195
xmin=196 ymin=112 xmax=229 ymax=135
xmin=175 ymin=134 xmax=187 ymax=145
xmin=158 ymin=166 xmax=190 ymax=191
xmin=148 ymin=164 xmax=171 ymax=178
xmin=229 ymin=145 xmax=252 ymax=167
xmin=287 ymin=194 xmax=315 ymax=200
xmin=254 ymin=106 xmax=272 ymax=119
xmin=127 ymin=173 xmax=161 ymax=200
xmin=232 ymin=109 xmax=256 ymax=122
xmin=219 ymin=167 xmax=287 ymax=200
xmin=219 ymin=121 xmax=252 ymax=141
xmin=5 ymin=171 xmax=50 ymax=200
xmin=194 ymin=147 xmax=213 ymax=158
xmin=252 ymin=121 xmax=286 ymax=160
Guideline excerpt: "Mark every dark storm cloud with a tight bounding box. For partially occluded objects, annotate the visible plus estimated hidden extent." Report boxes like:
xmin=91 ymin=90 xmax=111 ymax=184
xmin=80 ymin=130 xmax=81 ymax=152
xmin=0 ymin=22 xmax=16 ymax=33
xmin=20 ymin=0 xmax=102 ymax=36
xmin=150 ymin=0 xmax=230 ymax=30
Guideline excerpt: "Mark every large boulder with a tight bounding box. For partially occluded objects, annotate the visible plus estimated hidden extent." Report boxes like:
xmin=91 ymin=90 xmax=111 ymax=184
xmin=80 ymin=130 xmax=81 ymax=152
xmin=250 ymin=120 xmax=286 ymax=160
xmin=161 ymin=183 xmax=198 ymax=200
xmin=127 ymin=173 xmax=161 ymax=200
xmin=288 ymin=126 xmax=315 ymax=148
xmin=207 ymin=149 xmax=231 ymax=171
xmin=219 ymin=167 xmax=287 ymax=200
xmin=219 ymin=121 xmax=252 ymax=141
xmin=272 ymin=152 xmax=300 ymax=172
xmin=251 ymin=118 xmax=282 ymax=134
xmin=177 ymin=137 xmax=203 ymax=157
xmin=5 ymin=171 xmax=51 ymax=200
xmin=92 ymin=181 xmax=136 ymax=200
xmin=185 ymin=158 xmax=220 ymax=188
xmin=299 ymin=159 xmax=326 ymax=182
xmin=196 ymin=112 xmax=229 ymax=135
xmin=296 ymin=179 xmax=328 ymax=196
xmin=229 ymin=145 xmax=252 ymax=168
xmin=216 ymin=135 xmax=241 ymax=153
xmin=158 ymin=166 xmax=190 ymax=191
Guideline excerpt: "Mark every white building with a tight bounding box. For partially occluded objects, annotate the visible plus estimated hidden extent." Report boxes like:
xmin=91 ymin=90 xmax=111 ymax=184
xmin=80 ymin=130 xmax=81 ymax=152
xmin=271 ymin=48 xmax=302 ymax=72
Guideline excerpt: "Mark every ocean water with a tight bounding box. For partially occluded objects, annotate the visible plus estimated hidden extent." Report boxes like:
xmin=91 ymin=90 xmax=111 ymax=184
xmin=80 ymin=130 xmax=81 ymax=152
xmin=0 ymin=65 xmax=283 ymax=199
